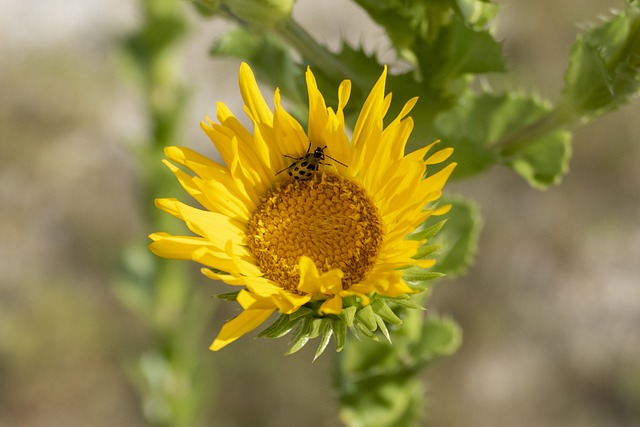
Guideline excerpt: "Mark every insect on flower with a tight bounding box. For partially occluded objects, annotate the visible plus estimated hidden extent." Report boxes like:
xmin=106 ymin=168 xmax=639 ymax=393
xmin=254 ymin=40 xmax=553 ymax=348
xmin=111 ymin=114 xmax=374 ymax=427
xmin=276 ymin=142 xmax=348 ymax=179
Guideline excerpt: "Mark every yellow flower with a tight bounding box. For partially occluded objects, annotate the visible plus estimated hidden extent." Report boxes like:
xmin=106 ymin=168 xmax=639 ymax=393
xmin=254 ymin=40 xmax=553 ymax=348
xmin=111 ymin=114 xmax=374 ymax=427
xmin=149 ymin=63 xmax=456 ymax=354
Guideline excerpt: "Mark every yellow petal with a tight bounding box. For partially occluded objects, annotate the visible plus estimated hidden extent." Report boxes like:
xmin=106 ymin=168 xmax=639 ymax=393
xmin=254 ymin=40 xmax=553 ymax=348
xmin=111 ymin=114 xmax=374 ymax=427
xmin=425 ymin=147 xmax=454 ymax=165
xmin=420 ymin=162 xmax=457 ymax=193
xmin=200 ymin=268 xmax=248 ymax=285
xmin=209 ymin=308 xmax=275 ymax=351
xmin=148 ymin=233 xmax=212 ymax=260
xmin=431 ymin=204 xmax=453 ymax=215
xmin=305 ymin=67 xmax=329 ymax=147
xmin=238 ymin=62 xmax=273 ymax=126
xmin=297 ymin=256 xmax=343 ymax=297
xmin=155 ymin=198 xmax=246 ymax=247
xmin=319 ymin=295 xmax=342 ymax=315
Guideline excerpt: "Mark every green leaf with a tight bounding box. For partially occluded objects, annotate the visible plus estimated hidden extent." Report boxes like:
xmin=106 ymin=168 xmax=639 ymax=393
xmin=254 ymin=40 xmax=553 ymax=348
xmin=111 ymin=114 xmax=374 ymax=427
xmin=353 ymin=0 xmax=434 ymax=51
xmin=508 ymin=129 xmax=572 ymax=189
xmin=429 ymin=18 xmax=506 ymax=81
xmin=354 ymin=0 xmax=500 ymax=52
xmin=436 ymin=92 xmax=572 ymax=187
xmin=560 ymin=3 xmax=640 ymax=117
xmin=426 ymin=195 xmax=482 ymax=277
xmin=414 ymin=315 xmax=463 ymax=360
xmin=340 ymin=375 xmax=423 ymax=427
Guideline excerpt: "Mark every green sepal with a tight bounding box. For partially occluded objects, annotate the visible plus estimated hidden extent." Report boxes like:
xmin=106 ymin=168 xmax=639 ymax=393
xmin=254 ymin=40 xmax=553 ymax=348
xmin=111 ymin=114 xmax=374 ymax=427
xmin=333 ymin=318 xmax=347 ymax=352
xmin=410 ymin=244 xmax=441 ymax=260
xmin=313 ymin=320 xmax=334 ymax=361
xmin=407 ymin=219 xmax=447 ymax=241
xmin=308 ymin=317 xmax=325 ymax=340
xmin=371 ymin=299 xmax=403 ymax=326
xmin=355 ymin=305 xmax=377 ymax=331
xmin=340 ymin=306 xmax=357 ymax=328
xmin=384 ymin=296 xmax=425 ymax=311
xmin=375 ymin=314 xmax=392 ymax=344
xmin=402 ymin=267 xmax=446 ymax=284
xmin=257 ymin=313 xmax=295 ymax=338
xmin=255 ymin=293 xmax=426 ymax=358
xmin=285 ymin=316 xmax=312 ymax=355
xmin=289 ymin=306 xmax=314 ymax=321
xmin=354 ymin=320 xmax=379 ymax=341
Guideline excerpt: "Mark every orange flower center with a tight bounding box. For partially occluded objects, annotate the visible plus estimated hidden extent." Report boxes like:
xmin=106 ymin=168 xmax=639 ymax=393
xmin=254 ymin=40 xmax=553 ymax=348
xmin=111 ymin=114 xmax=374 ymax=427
xmin=246 ymin=173 xmax=384 ymax=292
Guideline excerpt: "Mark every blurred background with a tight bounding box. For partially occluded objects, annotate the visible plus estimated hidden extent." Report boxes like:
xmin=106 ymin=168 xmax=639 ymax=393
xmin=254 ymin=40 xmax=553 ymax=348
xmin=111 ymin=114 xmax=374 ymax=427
xmin=1 ymin=0 xmax=639 ymax=426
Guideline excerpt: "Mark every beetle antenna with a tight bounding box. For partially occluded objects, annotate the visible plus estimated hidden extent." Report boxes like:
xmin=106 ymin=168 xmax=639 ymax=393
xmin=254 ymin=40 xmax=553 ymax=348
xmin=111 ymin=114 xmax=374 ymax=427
xmin=325 ymin=154 xmax=348 ymax=168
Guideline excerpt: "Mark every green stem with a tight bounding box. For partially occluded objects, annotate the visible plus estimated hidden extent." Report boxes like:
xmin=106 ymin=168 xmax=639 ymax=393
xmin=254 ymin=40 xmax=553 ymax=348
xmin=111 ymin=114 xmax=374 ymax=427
xmin=274 ymin=18 xmax=355 ymax=82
